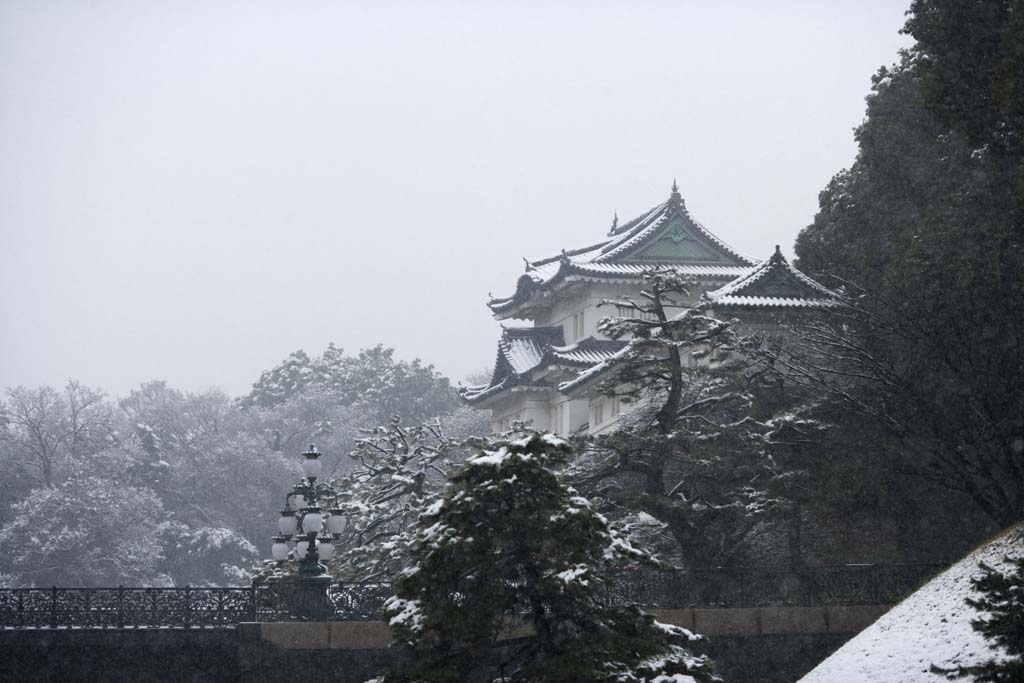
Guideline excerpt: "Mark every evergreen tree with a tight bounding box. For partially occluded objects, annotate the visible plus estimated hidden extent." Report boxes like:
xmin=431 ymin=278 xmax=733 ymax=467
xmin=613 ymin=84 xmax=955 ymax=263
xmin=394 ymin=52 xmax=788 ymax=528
xmin=904 ymin=0 xmax=1024 ymax=160
xmin=794 ymin=1 xmax=1024 ymax=527
xmin=375 ymin=431 xmax=717 ymax=683
xmin=964 ymin=558 xmax=1024 ymax=682
xmin=946 ymin=558 xmax=1024 ymax=682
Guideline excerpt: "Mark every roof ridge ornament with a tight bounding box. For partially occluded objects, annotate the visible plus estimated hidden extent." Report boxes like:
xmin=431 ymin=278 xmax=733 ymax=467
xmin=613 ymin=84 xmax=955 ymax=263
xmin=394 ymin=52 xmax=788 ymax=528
xmin=668 ymin=178 xmax=685 ymax=212
xmin=608 ymin=211 xmax=619 ymax=236
xmin=523 ymin=257 xmax=533 ymax=272
xmin=770 ymin=244 xmax=785 ymax=264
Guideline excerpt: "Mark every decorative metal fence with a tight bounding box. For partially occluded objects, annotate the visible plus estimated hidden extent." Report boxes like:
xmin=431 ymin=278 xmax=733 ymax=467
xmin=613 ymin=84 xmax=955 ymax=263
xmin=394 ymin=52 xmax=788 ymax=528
xmin=0 ymin=563 xmax=943 ymax=629
xmin=0 ymin=586 xmax=254 ymax=629
xmin=253 ymin=582 xmax=391 ymax=623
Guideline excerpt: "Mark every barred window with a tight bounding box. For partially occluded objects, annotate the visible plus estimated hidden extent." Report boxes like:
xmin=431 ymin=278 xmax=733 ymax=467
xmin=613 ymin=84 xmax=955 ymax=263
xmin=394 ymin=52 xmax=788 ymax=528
xmin=572 ymin=310 xmax=586 ymax=341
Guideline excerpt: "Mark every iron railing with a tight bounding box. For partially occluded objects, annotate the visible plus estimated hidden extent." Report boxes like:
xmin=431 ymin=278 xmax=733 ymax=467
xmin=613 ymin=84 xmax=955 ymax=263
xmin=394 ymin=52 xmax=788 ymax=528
xmin=0 ymin=586 xmax=254 ymax=629
xmin=0 ymin=563 xmax=943 ymax=629
xmin=253 ymin=582 xmax=391 ymax=623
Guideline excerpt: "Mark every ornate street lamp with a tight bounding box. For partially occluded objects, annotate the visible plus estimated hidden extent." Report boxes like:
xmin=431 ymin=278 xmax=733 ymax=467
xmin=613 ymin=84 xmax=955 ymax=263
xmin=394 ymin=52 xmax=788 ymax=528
xmin=267 ymin=443 xmax=348 ymax=618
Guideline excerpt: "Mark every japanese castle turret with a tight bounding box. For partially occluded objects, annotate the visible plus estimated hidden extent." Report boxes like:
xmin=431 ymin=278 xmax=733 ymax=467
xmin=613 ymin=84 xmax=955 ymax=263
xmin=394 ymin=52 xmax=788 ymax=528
xmin=461 ymin=183 xmax=838 ymax=435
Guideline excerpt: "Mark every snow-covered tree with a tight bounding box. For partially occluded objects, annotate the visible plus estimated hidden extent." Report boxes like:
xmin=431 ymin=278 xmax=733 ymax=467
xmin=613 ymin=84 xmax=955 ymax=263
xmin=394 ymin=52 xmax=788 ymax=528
xmin=951 ymin=558 xmax=1024 ymax=682
xmin=112 ymin=381 xmax=304 ymax=585
xmin=0 ymin=381 xmax=116 ymax=490
xmin=157 ymin=523 xmax=259 ymax=586
xmin=571 ymin=269 xmax=807 ymax=568
xmin=330 ymin=413 xmax=485 ymax=582
xmin=0 ymin=476 xmax=168 ymax=587
xmin=375 ymin=431 xmax=717 ymax=683
xmin=241 ymin=343 xmax=458 ymax=424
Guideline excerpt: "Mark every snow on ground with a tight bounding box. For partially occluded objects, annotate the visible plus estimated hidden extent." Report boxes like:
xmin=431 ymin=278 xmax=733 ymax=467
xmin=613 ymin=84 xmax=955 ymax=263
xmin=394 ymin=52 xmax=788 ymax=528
xmin=800 ymin=524 xmax=1024 ymax=683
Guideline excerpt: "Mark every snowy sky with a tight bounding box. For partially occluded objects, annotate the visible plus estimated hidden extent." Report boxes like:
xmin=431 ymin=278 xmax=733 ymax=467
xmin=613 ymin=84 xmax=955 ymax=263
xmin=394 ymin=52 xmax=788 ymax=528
xmin=0 ymin=1 xmax=912 ymax=397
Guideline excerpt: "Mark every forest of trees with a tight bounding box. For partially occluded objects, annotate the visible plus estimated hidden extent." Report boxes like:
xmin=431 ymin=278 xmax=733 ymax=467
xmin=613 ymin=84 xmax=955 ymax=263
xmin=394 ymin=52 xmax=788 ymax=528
xmin=0 ymin=345 xmax=485 ymax=587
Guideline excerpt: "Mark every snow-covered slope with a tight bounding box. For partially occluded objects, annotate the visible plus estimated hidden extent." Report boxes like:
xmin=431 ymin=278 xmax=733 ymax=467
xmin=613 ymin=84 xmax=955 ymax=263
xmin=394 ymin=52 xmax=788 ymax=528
xmin=800 ymin=524 xmax=1024 ymax=683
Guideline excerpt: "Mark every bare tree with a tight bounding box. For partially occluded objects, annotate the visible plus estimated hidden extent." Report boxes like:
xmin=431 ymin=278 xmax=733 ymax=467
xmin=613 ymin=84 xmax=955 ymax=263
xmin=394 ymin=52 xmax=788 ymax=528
xmin=764 ymin=288 xmax=1024 ymax=528
xmin=0 ymin=381 xmax=114 ymax=488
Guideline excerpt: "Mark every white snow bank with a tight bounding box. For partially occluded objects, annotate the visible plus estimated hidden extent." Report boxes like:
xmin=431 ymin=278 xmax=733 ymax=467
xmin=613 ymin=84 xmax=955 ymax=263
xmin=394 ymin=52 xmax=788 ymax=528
xmin=800 ymin=524 xmax=1024 ymax=683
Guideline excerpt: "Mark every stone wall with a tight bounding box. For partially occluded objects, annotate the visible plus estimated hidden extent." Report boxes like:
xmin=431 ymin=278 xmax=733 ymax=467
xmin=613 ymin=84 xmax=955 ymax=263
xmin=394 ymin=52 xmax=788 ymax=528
xmin=0 ymin=605 xmax=887 ymax=683
xmin=0 ymin=628 xmax=238 ymax=683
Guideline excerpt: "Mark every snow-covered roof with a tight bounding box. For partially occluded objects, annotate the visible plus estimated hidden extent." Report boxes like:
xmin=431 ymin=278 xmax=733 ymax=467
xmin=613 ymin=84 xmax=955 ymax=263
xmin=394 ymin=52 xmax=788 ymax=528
xmin=556 ymin=338 xmax=637 ymax=395
xmin=459 ymin=328 xmax=626 ymax=405
xmin=799 ymin=524 xmax=1024 ymax=683
xmin=467 ymin=247 xmax=840 ymax=406
xmin=489 ymin=184 xmax=757 ymax=319
xmin=549 ymin=338 xmax=626 ymax=365
xmin=500 ymin=327 xmax=561 ymax=374
xmin=557 ymin=249 xmax=837 ymax=394
xmin=704 ymin=246 xmax=840 ymax=309
xmin=593 ymin=183 xmax=754 ymax=265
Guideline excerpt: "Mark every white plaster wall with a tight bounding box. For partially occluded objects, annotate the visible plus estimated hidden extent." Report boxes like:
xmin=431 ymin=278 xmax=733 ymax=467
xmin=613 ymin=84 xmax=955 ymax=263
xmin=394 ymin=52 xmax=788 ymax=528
xmin=490 ymin=393 xmax=553 ymax=433
xmin=487 ymin=277 xmax=752 ymax=437
xmin=534 ymin=286 xmax=592 ymax=342
xmin=567 ymin=399 xmax=589 ymax=433
xmin=533 ymin=280 xmax=715 ymax=344
xmin=588 ymin=395 xmax=625 ymax=436
xmin=546 ymin=397 xmax=590 ymax=434
xmin=491 ymin=392 xmax=633 ymax=437
xmin=535 ymin=282 xmax=644 ymax=342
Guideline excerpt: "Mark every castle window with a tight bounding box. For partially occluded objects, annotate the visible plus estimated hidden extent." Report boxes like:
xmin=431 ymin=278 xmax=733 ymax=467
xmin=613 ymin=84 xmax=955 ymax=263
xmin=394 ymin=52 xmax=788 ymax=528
xmin=593 ymin=401 xmax=604 ymax=426
xmin=550 ymin=403 xmax=565 ymax=433
xmin=616 ymin=305 xmax=635 ymax=318
xmin=572 ymin=310 xmax=586 ymax=341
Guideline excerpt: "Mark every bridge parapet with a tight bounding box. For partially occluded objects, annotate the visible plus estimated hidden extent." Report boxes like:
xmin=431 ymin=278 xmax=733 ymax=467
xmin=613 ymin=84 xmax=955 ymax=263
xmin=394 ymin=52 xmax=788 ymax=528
xmin=0 ymin=563 xmax=942 ymax=629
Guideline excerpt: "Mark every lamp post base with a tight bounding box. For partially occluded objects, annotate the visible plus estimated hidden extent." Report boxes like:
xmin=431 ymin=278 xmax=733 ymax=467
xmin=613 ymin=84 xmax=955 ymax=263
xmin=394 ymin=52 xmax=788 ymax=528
xmin=283 ymin=574 xmax=335 ymax=620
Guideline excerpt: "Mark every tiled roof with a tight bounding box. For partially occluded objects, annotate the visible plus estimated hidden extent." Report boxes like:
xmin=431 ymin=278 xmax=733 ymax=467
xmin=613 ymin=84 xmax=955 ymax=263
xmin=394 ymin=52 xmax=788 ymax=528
xmin=464 ymin=251 xmax=837 ymax=404
xmin=557 ymin=339 xmax=637 ymax=394
xmin=459 ymin=329 xmax=626 ymax=405
xmin=489 ymin=185 xmax=757 ymax=317
xmin=704 ymin=246 xmax=840 ymax=309
xmin=532 ymin=262 xmax=752 ymax=279
xmin=499 ymin=327 xmax=560 ymax=374
xmin=550 ymin=338 xmax=627 ymax=366
xmin=592 ymin=186 xmax=753 ymax=266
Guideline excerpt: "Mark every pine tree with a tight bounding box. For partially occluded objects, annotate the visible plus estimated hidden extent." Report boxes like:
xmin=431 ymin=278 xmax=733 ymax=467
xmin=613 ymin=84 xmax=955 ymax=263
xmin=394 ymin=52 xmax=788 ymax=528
xmin=954 ymin=558 xmax=1024 ymax=682
xmin=375 ymin=431 xmax=717 ymax=683
xmin=567 ymin=269 xmax=805 ymax=569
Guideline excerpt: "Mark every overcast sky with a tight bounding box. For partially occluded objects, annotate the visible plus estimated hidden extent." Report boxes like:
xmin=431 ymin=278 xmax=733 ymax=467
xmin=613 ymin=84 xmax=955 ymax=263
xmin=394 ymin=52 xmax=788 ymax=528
xmin=0 ymin=1 xmax=912 ymax=398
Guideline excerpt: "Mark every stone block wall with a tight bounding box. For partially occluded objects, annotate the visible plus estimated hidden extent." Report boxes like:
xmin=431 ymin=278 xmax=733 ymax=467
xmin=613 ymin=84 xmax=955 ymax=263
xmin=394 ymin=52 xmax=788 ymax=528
xmin=0 ymin=628 xmax=238 ymax=683
xmin=0 ymin=605 xmax=889 ymax=683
